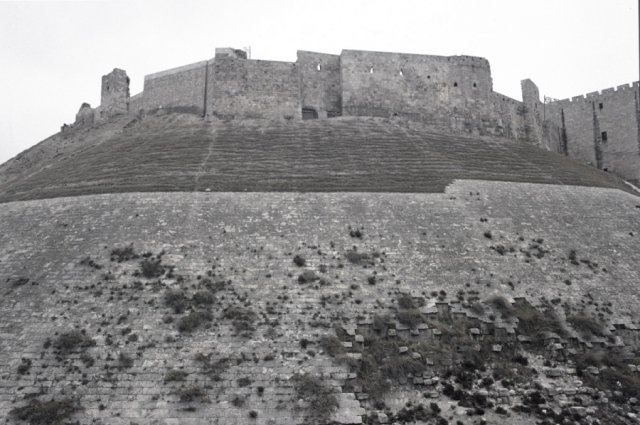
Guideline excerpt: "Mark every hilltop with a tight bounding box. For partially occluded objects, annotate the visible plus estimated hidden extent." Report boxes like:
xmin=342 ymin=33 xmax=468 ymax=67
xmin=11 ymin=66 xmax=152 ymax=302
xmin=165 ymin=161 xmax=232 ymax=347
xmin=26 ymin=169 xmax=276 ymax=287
xmin=0 ymin=111 xmax=629 ymax=203
xmin=0 ymin=46 xmax=639 ymax=425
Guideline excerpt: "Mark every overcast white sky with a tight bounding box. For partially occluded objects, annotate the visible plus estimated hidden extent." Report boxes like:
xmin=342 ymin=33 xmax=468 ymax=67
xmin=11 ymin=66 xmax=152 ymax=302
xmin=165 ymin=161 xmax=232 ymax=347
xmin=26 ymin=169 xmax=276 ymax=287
xmin=0 ymin=0 xmax=638 ymax=164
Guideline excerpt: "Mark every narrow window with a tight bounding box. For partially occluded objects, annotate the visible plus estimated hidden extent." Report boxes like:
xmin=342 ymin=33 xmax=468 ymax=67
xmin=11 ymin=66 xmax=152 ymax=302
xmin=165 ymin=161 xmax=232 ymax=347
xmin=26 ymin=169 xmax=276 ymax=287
xmin=601 ymin=131 xmax=608 ymax=142
xmin=316 ymin=63 xmax=321 ymax=71
xmin=453 ymin=82 xmax=458 ymax=87
xmin=598 ymin=102 xmax=603 ymax=110
xmin=473 ymin=82 xmax=477 ymax=88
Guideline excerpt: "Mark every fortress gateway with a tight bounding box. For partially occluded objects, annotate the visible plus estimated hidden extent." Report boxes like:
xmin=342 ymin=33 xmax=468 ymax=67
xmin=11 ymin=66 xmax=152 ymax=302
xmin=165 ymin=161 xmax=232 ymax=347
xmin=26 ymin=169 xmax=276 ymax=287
xmin=72 ymin=47 xmax=640 ymax=184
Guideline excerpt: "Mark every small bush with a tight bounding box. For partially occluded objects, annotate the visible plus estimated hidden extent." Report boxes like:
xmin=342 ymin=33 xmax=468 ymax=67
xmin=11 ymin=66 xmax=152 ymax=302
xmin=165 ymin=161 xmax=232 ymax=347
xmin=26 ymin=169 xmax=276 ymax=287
xmin=297 ymin=270 xmax=319 ymax=284
xmin=17 ymin=358 xmax=32 ymax=375
xmin=194 ymin=353 xmax=228 ymax=379
xmin=492 ymin=245 xmax=506 ymax=255
xmin=200 ymin=278 xmax=226 ymax=293
xmin=319 ymin=335 xmax=344 ymax=357
xmin=292 ymin=374 xmax=338 ymax=422
xmin=487 ymin=296 xmax=514 ymax=317
xmin=293 ymin=255 xmax=306 ymax=267
xmin=511 ymin=300 xmax=567 ymax=341
xmin=178 ymin=385 xmax=206 ymax=402
xmin=567 ymin=314 xmax=604 ymax=337
xmin=110 ymin=245 xmax=138 ymax=262
xmin=117 ymin=352 xmax=134 ymax=369
xmin=10 ymin=398 xmax=79 ymax=424
xmin=349 ymin=228 xmax=363 ymax=238
xmin=372 ymin=314 xmax=392 ymax=335
xmin=578 ymin=356 xmax=640 ymax=399
xmin=397 ymin=309 xmax=424 ymax=328
xmin=164 ymin=289 xmax=189 ymax=314
xmin=177 ymin=310 xmax=213 ymax=333
xmin=469 ymin=302 xmax=485 ymax=316
xmin=568 ymin=249 xmax=579 ymax=265
xmin=79 ymin=256 xmax=102 ymax=270
xmin=53 ymin=330 xmax=95 ymax=354
xmin=192 ymin=290 xmax=215 ymax=306
xmin=237 ymin=377 xmax=252 ymax=387
xmin=231 ymin=395 xmax=245 ymax=407
xmin=223 ymin=307 xmax=257 ymax=335
xmin=80 ymin=352 xmax=94 ymax=367
xmin=164 ymin=369 xmax=188 ymax=382
xmin=397 ymin=294 xmax=415 ymax=310
xmin=512 ymin=354 xmax=529 ymax=366
xmin=345 ymin=250 xmax=370 ymax=265
xmin=139 ymin=258 xmax=164 ymax=278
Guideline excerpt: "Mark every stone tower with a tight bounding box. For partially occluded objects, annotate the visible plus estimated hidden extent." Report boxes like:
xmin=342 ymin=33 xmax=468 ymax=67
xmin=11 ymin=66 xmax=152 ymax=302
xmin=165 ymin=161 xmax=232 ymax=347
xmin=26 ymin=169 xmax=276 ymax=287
xmin=521 ymin=79 xmax=543 ymax=146
xmin=100 ymin=68 xmax=130 ymax=119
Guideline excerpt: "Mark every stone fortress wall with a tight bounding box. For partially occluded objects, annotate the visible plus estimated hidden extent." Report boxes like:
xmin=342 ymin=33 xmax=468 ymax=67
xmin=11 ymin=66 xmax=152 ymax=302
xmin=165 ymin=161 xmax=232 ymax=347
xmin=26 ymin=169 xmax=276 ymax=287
xmin=70 ymin=47 xmax=640 ymax=184
xmin=1 ymin=181 xmax=640 ymax=424
xmin=538 ymin=83 xmax=640 ymax=184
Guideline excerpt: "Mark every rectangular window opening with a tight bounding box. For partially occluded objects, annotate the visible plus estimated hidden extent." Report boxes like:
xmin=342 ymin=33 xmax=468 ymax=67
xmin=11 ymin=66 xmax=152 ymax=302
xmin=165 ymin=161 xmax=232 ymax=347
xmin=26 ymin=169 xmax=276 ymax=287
xmin=302 ymin=108 xmax=318 ymax=120
xmin=601 ymin=131 xmax=608 ymax=142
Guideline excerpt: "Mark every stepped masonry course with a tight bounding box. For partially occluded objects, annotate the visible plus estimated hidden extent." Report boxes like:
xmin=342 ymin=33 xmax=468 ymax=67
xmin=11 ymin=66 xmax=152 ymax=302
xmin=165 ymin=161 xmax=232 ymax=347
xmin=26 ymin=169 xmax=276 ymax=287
xmin=71 ymin=47 xmax=640 ymax=185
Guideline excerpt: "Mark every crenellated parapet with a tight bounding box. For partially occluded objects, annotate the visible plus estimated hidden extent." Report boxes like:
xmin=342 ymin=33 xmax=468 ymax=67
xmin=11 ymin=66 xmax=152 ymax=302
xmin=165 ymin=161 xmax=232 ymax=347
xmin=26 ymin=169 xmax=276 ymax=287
xmin=542 ymin=80 xmax=640 ymax=184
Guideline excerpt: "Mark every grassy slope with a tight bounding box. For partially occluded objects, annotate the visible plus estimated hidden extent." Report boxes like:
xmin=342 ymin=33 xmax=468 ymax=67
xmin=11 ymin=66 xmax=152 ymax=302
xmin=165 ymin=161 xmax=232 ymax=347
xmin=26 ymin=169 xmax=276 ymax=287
xmin=0 ymin=112 xmax=630 ymax=202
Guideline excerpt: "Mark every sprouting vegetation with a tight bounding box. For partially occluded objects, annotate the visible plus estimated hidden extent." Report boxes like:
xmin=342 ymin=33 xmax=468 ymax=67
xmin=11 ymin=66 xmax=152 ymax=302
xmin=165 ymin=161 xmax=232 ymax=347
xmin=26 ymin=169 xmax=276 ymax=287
xmin=53 ymin=330 xmax=95 ymax=355
xmin=164 ymin=369 xmax=188 ymax=383
xmin=110 ymin=245 xmax=139 ymax=262
xmin=223 ymin=306 xmax=257 ymax=335
xmin=567 ymin=313 xmax=604 ymax=337
xmin=10 ymin=398 xmax=79 ymax=424
xmin=164 ymin=289 xmax=189 ymax=314
xmin=177 ymin=310 xmax=213 ymax=333
xmin=293 ymin=255 xmax=306 ymax=267
xmin=297 ymin=269 xmax=319 ymax=284
xmin=344 ymin=249 xmax=370 ymax=265
xmin=178 ymin=385 xmax=206 ymax=402
xmin=139 ymin=258 xmax=165 ymax=278
xmin=292 ymin=374 xmax=338 ymax=423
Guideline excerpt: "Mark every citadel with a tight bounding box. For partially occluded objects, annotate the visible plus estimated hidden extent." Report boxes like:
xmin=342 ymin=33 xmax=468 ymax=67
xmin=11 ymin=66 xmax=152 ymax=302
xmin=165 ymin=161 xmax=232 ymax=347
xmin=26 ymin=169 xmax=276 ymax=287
xmin=1 ymin=46 xmax=640 ymax=425
xmin=74 ymin=47 xmax=640 ymax=185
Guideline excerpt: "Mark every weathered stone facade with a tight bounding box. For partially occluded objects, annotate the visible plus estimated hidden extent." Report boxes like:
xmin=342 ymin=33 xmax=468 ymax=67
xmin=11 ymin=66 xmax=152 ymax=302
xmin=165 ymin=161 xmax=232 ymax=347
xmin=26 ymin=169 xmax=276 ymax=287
xmin=68 ymin=48 xmax=639 ymax=184
xmin=540 ymin=82 xmax=640 ymax=185
xmin=1 ymin=180 xmax=639 ymax=424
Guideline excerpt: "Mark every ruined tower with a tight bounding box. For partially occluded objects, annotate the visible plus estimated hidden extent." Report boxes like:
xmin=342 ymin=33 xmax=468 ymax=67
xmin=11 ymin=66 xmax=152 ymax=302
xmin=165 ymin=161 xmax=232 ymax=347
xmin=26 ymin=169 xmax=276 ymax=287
xmin=100 ymin=68 xmax=130 ymax=119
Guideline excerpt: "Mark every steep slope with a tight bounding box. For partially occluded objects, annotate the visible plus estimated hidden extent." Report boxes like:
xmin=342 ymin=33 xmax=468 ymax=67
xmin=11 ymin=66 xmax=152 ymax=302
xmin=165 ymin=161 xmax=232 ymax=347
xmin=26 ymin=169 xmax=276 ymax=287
xmin=0 ymin=112 xmax=630 ymax=203
xmin=0 ymin=181 xmax=639 ymax=424
xmin=1 ymin=113 xmax=639 ymax=425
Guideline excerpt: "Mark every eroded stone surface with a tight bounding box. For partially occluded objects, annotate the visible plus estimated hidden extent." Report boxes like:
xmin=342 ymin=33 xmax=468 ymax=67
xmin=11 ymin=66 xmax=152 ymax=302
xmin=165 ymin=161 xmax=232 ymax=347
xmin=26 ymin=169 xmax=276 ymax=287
xmin=0 ymin=180 xmax=639 ymax=424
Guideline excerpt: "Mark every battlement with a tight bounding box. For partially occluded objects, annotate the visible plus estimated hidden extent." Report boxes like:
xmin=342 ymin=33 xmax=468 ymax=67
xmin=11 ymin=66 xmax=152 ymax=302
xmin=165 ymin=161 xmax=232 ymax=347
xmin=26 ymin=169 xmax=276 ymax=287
xmin=549 ymin=81 xmax=640 ymax=105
